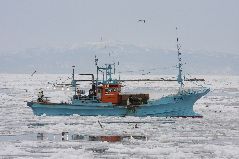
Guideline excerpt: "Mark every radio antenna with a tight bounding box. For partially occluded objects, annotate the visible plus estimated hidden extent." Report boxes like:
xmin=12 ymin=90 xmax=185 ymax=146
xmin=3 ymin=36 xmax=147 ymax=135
xmin=176 ymin=27 xmax=184 ymax=90
xmin=94 ymin=55 xmax=98 ymax=66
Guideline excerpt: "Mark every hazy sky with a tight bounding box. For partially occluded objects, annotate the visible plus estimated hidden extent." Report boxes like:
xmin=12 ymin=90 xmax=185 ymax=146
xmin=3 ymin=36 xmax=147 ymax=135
xmin=0 ymin=0 xmax=238 ymax=54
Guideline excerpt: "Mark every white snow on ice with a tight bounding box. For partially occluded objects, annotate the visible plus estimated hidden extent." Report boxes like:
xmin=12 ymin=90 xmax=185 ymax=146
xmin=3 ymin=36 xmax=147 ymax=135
xmin=0 ymin=74 xmax=239 ymax=158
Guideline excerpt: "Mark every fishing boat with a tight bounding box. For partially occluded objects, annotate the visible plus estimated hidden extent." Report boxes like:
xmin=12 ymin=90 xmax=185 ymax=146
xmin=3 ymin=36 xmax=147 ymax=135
xmin=27 ymin=37 xmax=210 ymax=117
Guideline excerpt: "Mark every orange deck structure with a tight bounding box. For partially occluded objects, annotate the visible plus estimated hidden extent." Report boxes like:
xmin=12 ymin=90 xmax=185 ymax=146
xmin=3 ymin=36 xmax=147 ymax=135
xmin=97 ymin=84 xmax=122 ymax=104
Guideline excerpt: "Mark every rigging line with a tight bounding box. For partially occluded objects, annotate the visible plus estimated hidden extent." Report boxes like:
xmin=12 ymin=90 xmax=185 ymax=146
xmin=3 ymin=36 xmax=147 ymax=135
xmin=187 ymin=72 xmax=208 ymax=86
xmin=149 ymin=65 xmax=177 ymax=71
xmin=61 ymin=76 xmax=72 ymax=84
xmin=185 ymin=73 xmax=205 ymax=87
xmin=119 ymin=65 xmax=177 ymax=74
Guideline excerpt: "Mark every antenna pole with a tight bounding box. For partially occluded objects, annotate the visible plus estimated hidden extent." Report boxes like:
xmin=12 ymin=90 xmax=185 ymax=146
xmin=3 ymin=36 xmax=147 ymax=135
xmin=72 ymin=65 xmax=76 ymax=95
xmin=176 ymin=27 xmax=184 ymax=90
xmin=95 ymin=56 xmax=99 ymax=97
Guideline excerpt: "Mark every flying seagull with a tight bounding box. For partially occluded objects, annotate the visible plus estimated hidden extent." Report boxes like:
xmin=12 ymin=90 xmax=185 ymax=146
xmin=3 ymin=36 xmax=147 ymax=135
xmin=138 ymin=19 xmax=146 ymax=23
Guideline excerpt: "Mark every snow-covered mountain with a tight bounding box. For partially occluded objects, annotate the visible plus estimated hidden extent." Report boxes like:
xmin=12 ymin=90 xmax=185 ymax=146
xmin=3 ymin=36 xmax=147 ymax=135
xmin=0 ymin=41 xmax=238 ymax=75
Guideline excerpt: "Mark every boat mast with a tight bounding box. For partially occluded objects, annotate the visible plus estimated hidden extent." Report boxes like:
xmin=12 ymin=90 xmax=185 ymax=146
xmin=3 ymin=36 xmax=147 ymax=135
xmin=72 ymin=65 xmax=77 ymax=95
xmin=95 ymin=55 xmax=99 ymax=95
xmin=176 ymin=27 xmax=184 ymax=90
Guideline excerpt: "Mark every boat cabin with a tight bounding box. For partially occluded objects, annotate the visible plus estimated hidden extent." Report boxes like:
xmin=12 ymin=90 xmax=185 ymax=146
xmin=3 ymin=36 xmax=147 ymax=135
xmin=71 ymin=62 xmax=149 ymax=106
xmin=97 ymin=84 xmax=122 ymax=104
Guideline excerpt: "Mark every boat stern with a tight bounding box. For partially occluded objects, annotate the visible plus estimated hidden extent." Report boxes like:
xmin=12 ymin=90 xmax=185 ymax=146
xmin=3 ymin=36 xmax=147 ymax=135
xmin=27 ymin=101 xmax=34 ymax=107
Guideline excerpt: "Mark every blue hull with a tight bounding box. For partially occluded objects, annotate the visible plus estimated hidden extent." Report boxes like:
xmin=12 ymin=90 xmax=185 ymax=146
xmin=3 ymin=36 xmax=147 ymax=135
xmin=27 ymin=88 xmax=209 ymax=117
